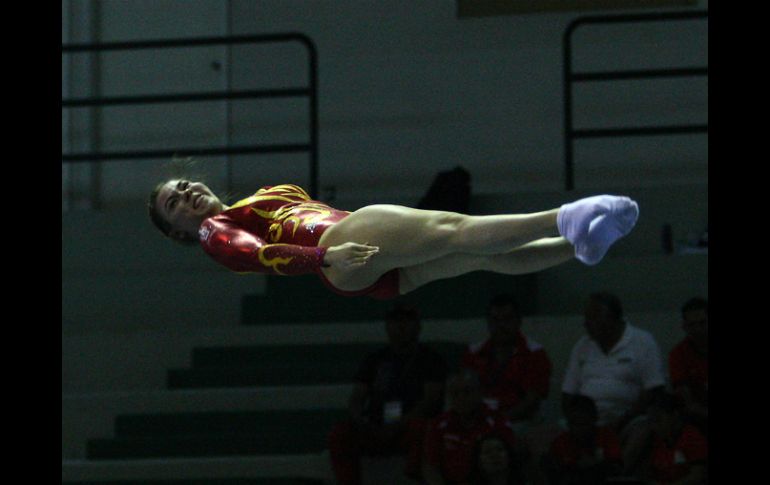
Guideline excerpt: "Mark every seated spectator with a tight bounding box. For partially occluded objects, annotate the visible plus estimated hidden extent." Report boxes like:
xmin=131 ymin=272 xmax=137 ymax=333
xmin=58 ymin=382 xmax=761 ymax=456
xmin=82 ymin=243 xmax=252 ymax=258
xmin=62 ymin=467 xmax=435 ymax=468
xmin=328 ymin=304 xmax=447 ymax=485
xmin=461 ymin=293 xmax=552 ymax=425
xmin=422 ymin=369 xmax=519 ymax=485
xmin=467 ymin=432 xmax=526 ymax=485
xmin=460 ymin=294 xmax=554 ymax=482
xmin=668 ymin=298 xmax=708 ymax=437
xmin=561 ymin=292 xmax=666 ymax=476
xmin=543 ymin=394 xmax=623 ymax=485
xmin=646 ymin=392 xmax=708 ymax=484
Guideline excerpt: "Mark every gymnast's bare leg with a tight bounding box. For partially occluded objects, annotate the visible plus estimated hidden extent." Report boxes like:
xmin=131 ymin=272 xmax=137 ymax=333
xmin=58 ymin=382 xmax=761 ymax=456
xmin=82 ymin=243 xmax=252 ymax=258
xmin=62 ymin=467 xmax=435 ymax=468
xmin=318 ymin=195 xmax=638 ymax=293
xmin=398 ymin=237 xmax=574 ymax=294
xmin=318 ymin=205 xmax=557 ymax=291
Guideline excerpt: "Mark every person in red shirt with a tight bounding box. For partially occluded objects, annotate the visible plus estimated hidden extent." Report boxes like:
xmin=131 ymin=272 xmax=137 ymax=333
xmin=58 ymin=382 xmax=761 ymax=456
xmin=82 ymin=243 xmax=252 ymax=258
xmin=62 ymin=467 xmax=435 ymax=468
xmin=544 ymin=394 xmax=623 ymax=485
xmin=422 ymin=369 xmax=520 ymax=485
xmin=461 ymin=294 xmax=552 ymax=422
xmin=460 ymin=294 xmax=553 ymax=484
xmin=647 ymin=393 xmax=707 ymax=485
xmin=668 ymin=298 xmax=708 ymax=436
xmin=148 ymin=174 xmax=639 ymax=299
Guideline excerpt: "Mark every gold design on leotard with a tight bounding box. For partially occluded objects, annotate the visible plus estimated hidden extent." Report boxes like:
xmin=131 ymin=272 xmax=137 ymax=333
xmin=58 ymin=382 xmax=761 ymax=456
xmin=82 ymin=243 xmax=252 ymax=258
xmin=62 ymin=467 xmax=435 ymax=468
xmin=256 ymin=204 xmax=333 ymax=241
xmin=230 ymin=184 xmax=311 ymax=210
xmin=268 ymin=223 xmax=283 ymax=242
xmin=232 ymin=185 xmax=334 ymax=243
xmin=257 ymin=245 xmax=294 ymax=275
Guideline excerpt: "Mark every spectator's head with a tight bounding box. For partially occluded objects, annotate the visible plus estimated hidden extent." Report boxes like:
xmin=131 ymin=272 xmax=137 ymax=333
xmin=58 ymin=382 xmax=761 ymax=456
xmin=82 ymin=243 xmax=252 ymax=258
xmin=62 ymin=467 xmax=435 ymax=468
xmin=486 ymin=294 xmax=522 ymax=347
xmin=565 ymin=395 xmax=599 ymax=444
xmin=681 ymin=297 xmax=708 ymax=344
xmin=584 ymin=292 xmax=625 ymax=348
xmin=446 ymin=369 xmax=484 ymax=417
xmin=469 ymin=432 xmax=518 ymax=484
xmin=385 ymin=304 xmax=421 ymax=353
xmin=648 ymin=392 xmax=684 ymax=439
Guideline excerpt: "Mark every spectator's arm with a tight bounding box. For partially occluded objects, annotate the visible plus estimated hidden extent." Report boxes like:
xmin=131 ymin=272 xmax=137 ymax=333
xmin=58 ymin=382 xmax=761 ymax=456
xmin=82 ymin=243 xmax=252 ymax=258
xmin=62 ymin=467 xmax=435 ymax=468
xmin=614 ymin=332 xmax=667 ymax=428
xmin=561 ymin=341 xmax=583 ymax=409
xmin=614 ymin=386 xmax=666 ymax=431
xmin=615 ymin=385 xmax=665 ymax=431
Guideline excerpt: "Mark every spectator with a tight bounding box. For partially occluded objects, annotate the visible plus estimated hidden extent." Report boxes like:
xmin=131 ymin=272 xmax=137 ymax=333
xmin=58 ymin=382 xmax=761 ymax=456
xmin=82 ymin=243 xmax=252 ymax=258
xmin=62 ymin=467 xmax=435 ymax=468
xmin=328 ymin=304 xmax=447 ymax=484
xmin=461 ymin=294 xmax=552 ymax=425
xmin=543 ymin=394 xmax=623 ymax=485
xmin=461 ymin=294 xmax=553 ymax=482
xmin=467 ymin=432 xmax=526 ymax=485
xmin=668 ymin=298 xmax=708 ymax=437
xmin=423 ymin=369 xmax=519 ymax=485
xmin=561 ymin=292 xmax=666 ymax=476
xmin=646 ymin=392 xmax=707 ymax=484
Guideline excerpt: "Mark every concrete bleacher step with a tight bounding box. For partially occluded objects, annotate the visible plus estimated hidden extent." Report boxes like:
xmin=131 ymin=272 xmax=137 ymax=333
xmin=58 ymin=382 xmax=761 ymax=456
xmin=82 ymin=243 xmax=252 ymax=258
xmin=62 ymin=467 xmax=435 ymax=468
xmin=88 ymin=409 xmax=347 ymax=459
xmin=242 ymin=271 xmax=537 ymax=324
xmin=168 ymin=341 xmax=466 ymax=389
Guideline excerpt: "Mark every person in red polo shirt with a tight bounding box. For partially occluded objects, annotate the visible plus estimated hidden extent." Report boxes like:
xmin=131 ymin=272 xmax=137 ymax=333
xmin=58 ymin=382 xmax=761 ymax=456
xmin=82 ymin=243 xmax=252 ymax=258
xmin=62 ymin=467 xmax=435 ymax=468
xmin=668 ymin=298 xmax=708 ymax=437
xmin=460 ymin=294 xmax=553 ymax=481
xmin=422 ymin=369 xmax=520 ymax=485
xmin=461 ymin=294 xmax=552 ymax=423
xmin=647 ymin=393 xmax=707 ymax=484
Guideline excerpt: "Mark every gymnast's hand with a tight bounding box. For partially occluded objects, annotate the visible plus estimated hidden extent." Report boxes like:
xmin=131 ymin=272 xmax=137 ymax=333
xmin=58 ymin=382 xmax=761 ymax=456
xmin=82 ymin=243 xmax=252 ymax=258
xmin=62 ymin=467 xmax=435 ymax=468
xmin=324 ymin=242 xmax=380 ymax=270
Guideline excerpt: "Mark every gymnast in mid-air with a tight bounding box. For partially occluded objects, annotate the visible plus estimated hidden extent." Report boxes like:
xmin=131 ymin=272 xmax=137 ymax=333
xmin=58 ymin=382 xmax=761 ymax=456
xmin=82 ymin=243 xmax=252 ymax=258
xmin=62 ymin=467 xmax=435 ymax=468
xmin=148 ymin=175 xmax=638 ymax=300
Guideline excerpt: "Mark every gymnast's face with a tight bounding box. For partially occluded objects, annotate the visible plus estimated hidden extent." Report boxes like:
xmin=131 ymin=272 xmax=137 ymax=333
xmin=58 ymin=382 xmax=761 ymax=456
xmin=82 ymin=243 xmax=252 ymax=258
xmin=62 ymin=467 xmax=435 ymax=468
xmin=155 ymin=179 xmax=224 ymax=239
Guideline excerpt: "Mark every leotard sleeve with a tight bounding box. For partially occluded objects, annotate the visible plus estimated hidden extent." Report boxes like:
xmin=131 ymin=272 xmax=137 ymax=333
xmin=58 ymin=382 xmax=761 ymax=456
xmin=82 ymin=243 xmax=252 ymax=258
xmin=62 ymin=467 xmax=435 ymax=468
xmin=198 ymin=217 xmax=327 ymax=276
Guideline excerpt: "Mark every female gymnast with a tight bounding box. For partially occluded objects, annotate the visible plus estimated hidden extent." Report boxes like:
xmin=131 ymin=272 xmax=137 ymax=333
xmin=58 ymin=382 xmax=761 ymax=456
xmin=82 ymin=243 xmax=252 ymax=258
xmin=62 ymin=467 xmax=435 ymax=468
xmin=148 ymin=179 xmax=638 ymax=300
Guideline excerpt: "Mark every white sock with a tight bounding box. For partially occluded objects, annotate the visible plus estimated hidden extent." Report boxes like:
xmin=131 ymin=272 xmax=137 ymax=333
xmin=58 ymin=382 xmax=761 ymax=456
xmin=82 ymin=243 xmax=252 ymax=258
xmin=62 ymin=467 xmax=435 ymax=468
xmin=557 ymin=195 xmax=615 ymax=245
xmin=575 ymin=199 xmax=639 ymax=265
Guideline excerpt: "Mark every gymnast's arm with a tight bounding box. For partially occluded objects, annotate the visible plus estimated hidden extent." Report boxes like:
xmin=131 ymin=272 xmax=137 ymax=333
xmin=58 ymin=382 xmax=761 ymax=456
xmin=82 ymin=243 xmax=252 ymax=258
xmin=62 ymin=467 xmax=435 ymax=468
xmin=199 ymin=218 xmax=379 ymax=275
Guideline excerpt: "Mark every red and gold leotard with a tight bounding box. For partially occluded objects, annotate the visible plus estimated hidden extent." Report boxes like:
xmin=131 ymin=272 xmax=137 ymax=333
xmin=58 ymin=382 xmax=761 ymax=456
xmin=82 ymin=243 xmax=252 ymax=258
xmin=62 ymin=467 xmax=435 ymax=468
xmin=198 ymin=183 xmax=401 ymax=300
xmin=198 ymin=184 xmax=348 ymax=276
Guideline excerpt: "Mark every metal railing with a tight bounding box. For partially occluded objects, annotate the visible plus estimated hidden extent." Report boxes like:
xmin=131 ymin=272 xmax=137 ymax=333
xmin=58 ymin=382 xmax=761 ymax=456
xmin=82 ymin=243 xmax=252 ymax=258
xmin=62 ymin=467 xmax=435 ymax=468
xmin=62 ymin=33 xmax=319 ymax=198
xmin=563 ymin=10 xmax=707 ymax=190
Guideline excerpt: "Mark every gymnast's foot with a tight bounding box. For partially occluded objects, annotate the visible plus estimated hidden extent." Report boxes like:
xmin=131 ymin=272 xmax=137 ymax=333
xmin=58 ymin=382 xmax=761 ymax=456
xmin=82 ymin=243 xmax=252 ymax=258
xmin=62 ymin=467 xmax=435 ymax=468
xmin=558 ymin=195 xmax=639 ymax=265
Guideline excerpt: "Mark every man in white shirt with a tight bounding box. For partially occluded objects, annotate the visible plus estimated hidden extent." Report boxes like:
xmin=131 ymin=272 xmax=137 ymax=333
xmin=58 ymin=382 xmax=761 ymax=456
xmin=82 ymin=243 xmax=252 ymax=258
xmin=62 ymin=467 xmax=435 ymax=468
xmin=561 ymin=292 xmax=666 ymax=475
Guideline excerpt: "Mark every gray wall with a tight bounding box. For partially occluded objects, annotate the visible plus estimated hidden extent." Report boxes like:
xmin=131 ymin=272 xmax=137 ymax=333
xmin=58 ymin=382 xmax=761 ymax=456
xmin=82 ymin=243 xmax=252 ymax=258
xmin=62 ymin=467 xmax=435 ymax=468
xmin=63 ymin=0 xmax=707 ymax=207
